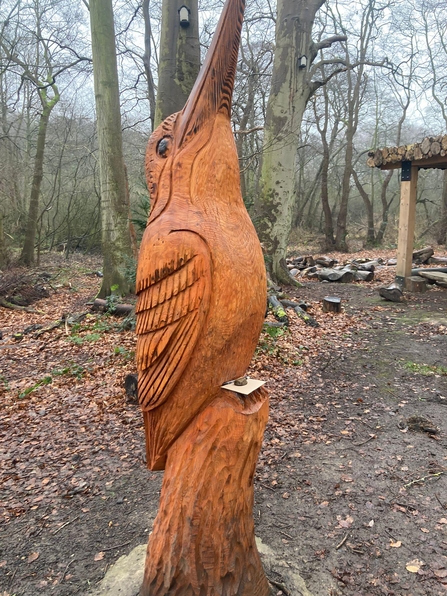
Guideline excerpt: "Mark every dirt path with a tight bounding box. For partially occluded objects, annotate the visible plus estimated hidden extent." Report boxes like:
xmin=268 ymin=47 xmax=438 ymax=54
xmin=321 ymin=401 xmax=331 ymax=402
xmin=1 ymin=256 xmax=446 ymax=595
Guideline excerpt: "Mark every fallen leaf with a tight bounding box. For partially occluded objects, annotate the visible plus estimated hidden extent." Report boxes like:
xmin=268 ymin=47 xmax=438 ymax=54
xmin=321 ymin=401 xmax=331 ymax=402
xmin=420 ymin=528 xmax=429 ymax=533
xmin=434 ymin=569 xmax=447 ymax=579
xmin=406 ymin=559 xmax=424 ymax=573
xmin=390 ymin=540 xmax=401 ymax=548
xmin=27 ymin=552 xmax=40 ymax=564
xmin=439 ymin=518 xmax=447 ymax=525
xmin=368 ymin=520 xmax=374 ymax=527
xmin=282 ymin=492 xmax=290 ymax=499
xmin=94 ymin=552 xmax=105 ymax=561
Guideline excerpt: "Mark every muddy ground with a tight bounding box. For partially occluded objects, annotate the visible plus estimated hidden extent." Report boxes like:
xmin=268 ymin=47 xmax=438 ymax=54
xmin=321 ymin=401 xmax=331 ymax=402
xmin=0 ymin=253 xmax=446 ymax=596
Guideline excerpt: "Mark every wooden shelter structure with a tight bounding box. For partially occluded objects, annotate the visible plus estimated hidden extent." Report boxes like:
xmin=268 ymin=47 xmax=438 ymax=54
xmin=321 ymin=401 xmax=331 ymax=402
xmin=367 ymin=135 xmax=447 ymax=287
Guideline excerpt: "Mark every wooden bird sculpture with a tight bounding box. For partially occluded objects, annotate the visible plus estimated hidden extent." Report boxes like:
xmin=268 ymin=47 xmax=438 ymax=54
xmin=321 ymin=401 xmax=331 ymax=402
xmin=135 ymin=0 xmax=270 ymax=592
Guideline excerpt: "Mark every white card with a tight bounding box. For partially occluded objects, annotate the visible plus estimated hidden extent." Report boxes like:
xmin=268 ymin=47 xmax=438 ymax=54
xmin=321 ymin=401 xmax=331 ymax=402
xmin=221 ymin=378 xmax=266 ymax=395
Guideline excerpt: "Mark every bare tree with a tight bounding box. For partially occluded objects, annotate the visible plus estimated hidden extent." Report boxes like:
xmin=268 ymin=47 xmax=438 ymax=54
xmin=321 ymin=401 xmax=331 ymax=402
xmin=252 ymin=0 xmax=346 ymax=283
xmin=89 ymin=0 xmax=136 ymax=296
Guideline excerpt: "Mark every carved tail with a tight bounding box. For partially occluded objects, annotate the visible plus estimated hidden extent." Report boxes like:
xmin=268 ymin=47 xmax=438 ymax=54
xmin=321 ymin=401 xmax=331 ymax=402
xmin=140 ymin=388 xmax=271 ymax=596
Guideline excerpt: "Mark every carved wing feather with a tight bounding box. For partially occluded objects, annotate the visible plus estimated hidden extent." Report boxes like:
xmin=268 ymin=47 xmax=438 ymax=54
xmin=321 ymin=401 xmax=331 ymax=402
xmin=136 ymin=232 xmax=211 ymax=411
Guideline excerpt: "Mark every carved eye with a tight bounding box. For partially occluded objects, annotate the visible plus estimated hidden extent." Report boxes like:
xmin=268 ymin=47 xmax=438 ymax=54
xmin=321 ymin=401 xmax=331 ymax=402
xmin=157 ymin=137 xmax=170 ymax=158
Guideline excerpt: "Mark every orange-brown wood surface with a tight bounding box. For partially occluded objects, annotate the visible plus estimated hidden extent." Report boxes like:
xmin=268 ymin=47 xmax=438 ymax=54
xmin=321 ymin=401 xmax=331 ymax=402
xmin=135 ymin=0 xmax=269 ymax=591
xmin=141 ymin=389 xmax=270 ymax=596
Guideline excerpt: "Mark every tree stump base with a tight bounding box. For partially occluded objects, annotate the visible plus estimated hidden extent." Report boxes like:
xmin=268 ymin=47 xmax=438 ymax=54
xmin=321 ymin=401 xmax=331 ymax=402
xmin=322 ymin=296 xmax=342 ymax=313
xmin=140 ymin=388 xmax=270 ymax=596
xmin=406 ymin=276 xmax=427 ymax=293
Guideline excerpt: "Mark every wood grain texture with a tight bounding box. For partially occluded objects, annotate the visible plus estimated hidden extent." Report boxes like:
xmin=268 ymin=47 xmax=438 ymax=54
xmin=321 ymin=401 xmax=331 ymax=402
xmin=135 ymin=0 xmax=269 ymax=591
xmin=140 ymin=389 xmax=270 ymax=596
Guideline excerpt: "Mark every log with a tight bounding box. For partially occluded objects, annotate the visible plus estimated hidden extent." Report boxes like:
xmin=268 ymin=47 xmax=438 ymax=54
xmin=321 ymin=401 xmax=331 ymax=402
xmin=412 ymin=246 xmax=434 ymax=264
xmin=416 ymin=270 xmax=447 ymax=285
xmin=406 ymin=276 xmax=427 ymax=293
xmin=91 ymin=298 xmax=134 ymax=315
xmin=354 ymin=270 xmax=374 ymax=282
xmin=280 ymin=299 xmax=308 ymax=311
xmin=302 ymin=266 xmax=317 ymax=277
xmin=268 ymin=295 xmax=288 ymax=323
xmin=368 ymin=136 xmax=447 ymax=168
xmin=411 ymin=267 xmax=447 ymax=275
xmin=293 ymin=305 xmax=319 ymax=327
xmin=379 ymin=283 xmax=404 ymax=302
xmin=355 ymin=263 xmax=376 ymax=272
xmin=315 ymin=256 xmax=336 ymax=268
xmin=429 ymin=256 xmax=447 ymax=265
xmin=317 ymin=268 xmax=355 ymax=283
xmin=322 ymin=296 xmax=341 ymax=313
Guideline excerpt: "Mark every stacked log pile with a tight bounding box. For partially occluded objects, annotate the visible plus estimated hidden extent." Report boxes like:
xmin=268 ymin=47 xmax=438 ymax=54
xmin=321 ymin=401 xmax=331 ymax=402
xmin=367 ymin=135 xmax=447 ymax=168
xmin=287 ymin=247 xmax=447 ymax=288
xmin=286 ymin=255 xmax=382 ymax=283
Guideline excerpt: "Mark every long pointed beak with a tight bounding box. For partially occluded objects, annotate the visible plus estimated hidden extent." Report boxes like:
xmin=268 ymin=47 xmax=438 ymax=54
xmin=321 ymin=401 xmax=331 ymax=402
xmin=177 ymin=0 xmax=245 ymax=147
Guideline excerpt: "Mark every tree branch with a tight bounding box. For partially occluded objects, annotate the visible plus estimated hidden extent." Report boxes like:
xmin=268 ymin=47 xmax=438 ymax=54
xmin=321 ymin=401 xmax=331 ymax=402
xmin=312 ymin=35 xmax=347 ymax=52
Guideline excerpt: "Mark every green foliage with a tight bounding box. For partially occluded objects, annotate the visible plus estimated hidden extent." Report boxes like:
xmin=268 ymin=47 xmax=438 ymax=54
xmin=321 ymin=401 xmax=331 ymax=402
xmin=263 ymin=325 xmax=285 ymax=339
xmin=131 ymin=195 xmax=150 ymax=232
xmin=124 ymin=255 xmax=137 ymax=287
xmin=113 ymin=345 xmax=134 ymax=360
xmin=70 ymin=332 xmax=101 ymax=345
xmin=19 ymin=376 xmax=52 ymax=399
xmin=52 ymin=363 xmax=85 ymax=379
xmin=105 ymin=291 xmax=120 ymax=314
xmin=0 ymin=374 xmax=10 ymax=390
xmin=68 ymin=314 xmax=114 ymax=344
xmin=404 ymin=361 xmax=447 ymax=376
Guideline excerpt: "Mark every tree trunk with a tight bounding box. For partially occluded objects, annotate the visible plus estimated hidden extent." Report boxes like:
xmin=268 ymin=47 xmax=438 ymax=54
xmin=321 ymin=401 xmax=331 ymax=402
xmin=253 ymin=0 xmax=338 ymax=283
xmin=140 ymin=389 xmax=270 ymax=596
xmin=375 ymin=171 xmax=395 ymax=244
xmin=154 ymin=0 xmax=200 ymax=127
xmin=437 ymin=169 xmax=447 ymax=245
xmin=142 ymin=0 xmax=157 ymax=132
xmin=0 ymin=212 xmax=8 ymax=268
xmin=89 ymin=0 xmax=135 ymax=297
xmin=20 ymin=93 xmax=58 ymax=266
xmin=352 ymin=168 xmax=375 ymax=245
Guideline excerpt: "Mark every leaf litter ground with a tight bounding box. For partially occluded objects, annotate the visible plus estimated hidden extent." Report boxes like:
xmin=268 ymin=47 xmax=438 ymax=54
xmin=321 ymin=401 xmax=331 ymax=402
xmin=0 ymin=251 xmax=446 ymax=595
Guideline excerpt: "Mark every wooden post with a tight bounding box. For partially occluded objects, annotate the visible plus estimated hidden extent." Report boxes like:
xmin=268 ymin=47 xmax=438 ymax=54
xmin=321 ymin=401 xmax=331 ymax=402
xmin=396 ymin=162 xmax=418 ymax=287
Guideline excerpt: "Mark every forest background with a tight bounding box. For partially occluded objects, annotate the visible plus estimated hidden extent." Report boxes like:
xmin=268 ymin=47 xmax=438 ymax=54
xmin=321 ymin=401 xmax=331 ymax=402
xmin=0 ymin=0 xmax=446 ymax=287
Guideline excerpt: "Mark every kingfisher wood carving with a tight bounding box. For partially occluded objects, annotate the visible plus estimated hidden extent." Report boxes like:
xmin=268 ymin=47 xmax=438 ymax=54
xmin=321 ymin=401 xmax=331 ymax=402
xmin=135 ymin=0 xmax=270 ymax=592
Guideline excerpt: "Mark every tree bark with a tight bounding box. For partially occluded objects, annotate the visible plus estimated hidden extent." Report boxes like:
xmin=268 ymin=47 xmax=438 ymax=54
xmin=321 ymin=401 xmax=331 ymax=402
xmin=142 ymin=0 xmax=157 ymax=132
xmin=253 ymin=0 xmax=345 ymax=283
xmin=154 ymin=0 xmax=200 ymax=127
xmin=89 ymin=0 xmax=135 ymax=297
xmin=20 ymin=91 xmax=59 ymax=266
xmin=437 ymin=169 xmax=447 ymax=245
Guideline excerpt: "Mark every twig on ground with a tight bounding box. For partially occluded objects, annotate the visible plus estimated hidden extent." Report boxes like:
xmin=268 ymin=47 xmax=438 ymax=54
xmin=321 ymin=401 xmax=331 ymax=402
xmin=101 ymin=539 xmax=132 ymax=552
xmin=259 ymin=482 xmax=275 ymax=491
xmin=404 ymin=472 xmax=444 ymax=488
xmin=61 ymin=558 xmax=76 ymax=582
xmin=52 ymin=516 xmax=79 ymax=535
xmin=435 ymin=492 xmax=447 ymax=510
xmin=279 ymin=531 xmax=294 ymax=540
xmin=268 ymin=577 xmax=291 ymax=595
xmin=353 ymin=434 xmax=376 ymax=447
xmin=335 ymin=532 xmax=349 ymax=550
